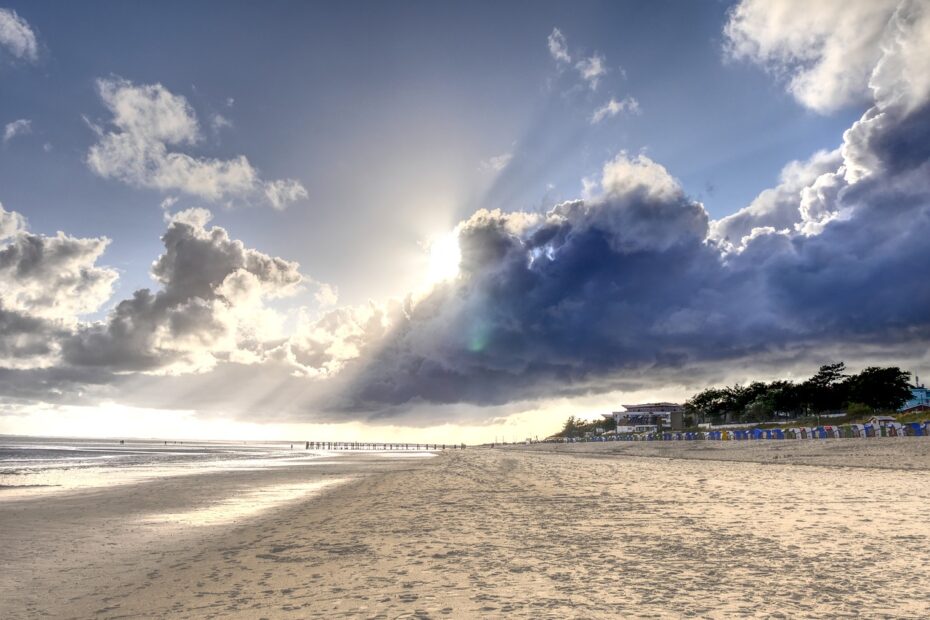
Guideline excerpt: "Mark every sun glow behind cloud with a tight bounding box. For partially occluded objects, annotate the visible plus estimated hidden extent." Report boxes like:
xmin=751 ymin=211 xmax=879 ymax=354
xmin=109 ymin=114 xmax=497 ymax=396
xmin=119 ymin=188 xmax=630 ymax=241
xmin=424 ymin=230 xmax=462 ymax=286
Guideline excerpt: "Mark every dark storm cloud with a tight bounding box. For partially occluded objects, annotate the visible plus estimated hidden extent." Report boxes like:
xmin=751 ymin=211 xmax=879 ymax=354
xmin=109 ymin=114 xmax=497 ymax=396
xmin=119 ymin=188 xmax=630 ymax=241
xmin=337 ymin=94 xmax=930 ymax=410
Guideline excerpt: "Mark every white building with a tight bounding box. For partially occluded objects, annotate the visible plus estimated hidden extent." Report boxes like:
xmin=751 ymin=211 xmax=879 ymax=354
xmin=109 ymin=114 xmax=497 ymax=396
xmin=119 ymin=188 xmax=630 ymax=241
xmin=608 ymin=402 xmax=685 ymax=431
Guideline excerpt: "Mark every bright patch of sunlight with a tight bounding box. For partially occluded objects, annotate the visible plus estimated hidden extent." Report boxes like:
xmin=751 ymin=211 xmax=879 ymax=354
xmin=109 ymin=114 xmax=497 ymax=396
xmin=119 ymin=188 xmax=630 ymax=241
xmin=425 ymin=230 xmax=461 ymax=285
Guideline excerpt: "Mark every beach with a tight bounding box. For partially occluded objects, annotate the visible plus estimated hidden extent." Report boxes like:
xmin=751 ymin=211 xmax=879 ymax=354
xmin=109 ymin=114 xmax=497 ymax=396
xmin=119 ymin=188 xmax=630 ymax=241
xmin=3 ymin=439 xmax=930 ymax=619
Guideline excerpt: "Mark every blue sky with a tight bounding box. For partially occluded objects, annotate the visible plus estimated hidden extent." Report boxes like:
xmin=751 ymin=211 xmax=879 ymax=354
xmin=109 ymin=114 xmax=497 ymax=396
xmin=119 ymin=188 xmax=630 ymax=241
xmin=1 ymin=0 xmax=927 ymax=441
xmin=2 ymin=0 xmax=862 ymax=305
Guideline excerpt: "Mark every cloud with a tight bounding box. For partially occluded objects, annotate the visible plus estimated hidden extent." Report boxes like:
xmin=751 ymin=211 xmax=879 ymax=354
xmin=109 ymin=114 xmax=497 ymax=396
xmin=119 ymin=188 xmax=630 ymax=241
xmin=263 ymin=178 xmax=309 ymax=210
xmin=86 ymin=78 xmax=307 ymax=208
xmin=64 ymin=208 xmax=303 ymax=373
xmin=723 ymin=0 xmax=929 ymax=113
xmin=0 ymin=8 xmax=37 ymax=62
xmin=335 ymin=4 xmax=930 ymax=411
xmin=0 ymin=202 xmax=25 ymax=239
xmin=314 ymin=282 xmax=339 ymax=307
xmin=590 ymin=97 xmax=640 ymax=123
xmin=0 ymin=203 xmax=117 ymax=369
xmin=547 ymin=28 xmax=570 ymax=64
xmin=575 ymin=54 xmax=607 ymax=90
xmin=274 ymin=301 xmax=398 ymax=379
xmin=547 ymin=28 xmax=631 ymax=120
xmin=210 ymin=113 xmax=232 ymax=132
xmin=709 ymin=148 xmax=843 ymax=248
xmin=481 ymin=151 xmax=513 ymax=172
xmin=4 ymin=118 xmax=32 ymax=143
xmin=0 ymin=206 xmax=117 ymax=324
xmin=3 ymin=2 xmax=930 ymax=427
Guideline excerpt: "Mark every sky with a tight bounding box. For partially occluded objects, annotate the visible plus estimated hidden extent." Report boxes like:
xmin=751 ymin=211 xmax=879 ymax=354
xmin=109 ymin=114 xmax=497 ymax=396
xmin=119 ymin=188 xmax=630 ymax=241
xmin=0 ymin=0 xmax=928 ymax=442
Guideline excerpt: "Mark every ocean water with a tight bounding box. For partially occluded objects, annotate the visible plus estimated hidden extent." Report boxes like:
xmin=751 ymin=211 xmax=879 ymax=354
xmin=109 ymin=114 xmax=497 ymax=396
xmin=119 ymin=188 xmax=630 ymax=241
xmin=0 ymin=435 xmax=327 ymax=497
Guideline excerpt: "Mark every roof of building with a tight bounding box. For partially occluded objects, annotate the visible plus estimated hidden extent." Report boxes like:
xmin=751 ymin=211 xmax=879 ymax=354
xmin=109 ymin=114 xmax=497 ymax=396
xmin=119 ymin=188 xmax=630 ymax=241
xmin=621 ymin=402 xmax=683 ymax=410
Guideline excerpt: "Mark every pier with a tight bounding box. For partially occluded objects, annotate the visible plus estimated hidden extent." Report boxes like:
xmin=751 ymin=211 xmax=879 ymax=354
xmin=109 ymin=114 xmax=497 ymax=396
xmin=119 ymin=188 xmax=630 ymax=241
xmin=303 ymin=441 xmax=465 ymax=451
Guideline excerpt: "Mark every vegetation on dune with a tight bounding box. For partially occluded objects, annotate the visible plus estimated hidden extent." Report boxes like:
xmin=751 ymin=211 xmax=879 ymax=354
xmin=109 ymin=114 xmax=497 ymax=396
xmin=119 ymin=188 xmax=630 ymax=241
xmin=553 ymin=362 xmax=916 ymax=437
xmin=683 ymin=363 xmax=911 ymax=425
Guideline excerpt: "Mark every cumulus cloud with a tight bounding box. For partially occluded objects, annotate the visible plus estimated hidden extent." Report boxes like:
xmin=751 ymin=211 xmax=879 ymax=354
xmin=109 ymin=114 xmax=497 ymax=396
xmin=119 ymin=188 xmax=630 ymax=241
xmin=274 ymin=301 xmax=398 ymax=379
xmin=314 ymin=282 xmax=339 ymax=307
xmin=547 ymin=28 xmax=570 ymax=64
xmin=590 ymin=97 xmax=640 ymax=123
xmin=0 ymin=202 xmax=25 ymax=239
xmin=0 ymin=8 xmax=37 ymax=62
xmin=86 ymin=78 xmax=307 ymax=208
xmin=710 ymin=148 xmax=843 ymax=248
xmin=0 ymin=203 xmax=117 ymax=369
xmin=332 ymin=2 xmax=930 ymax=410
xmin=3 ymin=118 xmax=31 ymax=143
xmin=723 ymin=0 xmax=922 ymax=113
xmin=64 ymin=208 xmax=303 ymax=373
xmin=0 ymin=206 xmax=117 ymax=324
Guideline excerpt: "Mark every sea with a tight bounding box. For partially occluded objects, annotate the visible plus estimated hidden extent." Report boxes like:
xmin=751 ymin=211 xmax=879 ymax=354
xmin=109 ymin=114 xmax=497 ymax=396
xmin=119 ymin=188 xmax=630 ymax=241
xmin=0 ymin=435 xmax=327 ymax=498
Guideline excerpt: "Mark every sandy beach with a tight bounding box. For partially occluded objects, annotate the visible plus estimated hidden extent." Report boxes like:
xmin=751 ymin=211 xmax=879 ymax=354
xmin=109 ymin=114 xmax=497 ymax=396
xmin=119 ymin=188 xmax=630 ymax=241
xmin=3 ymin=440 xmax=930 ymax=619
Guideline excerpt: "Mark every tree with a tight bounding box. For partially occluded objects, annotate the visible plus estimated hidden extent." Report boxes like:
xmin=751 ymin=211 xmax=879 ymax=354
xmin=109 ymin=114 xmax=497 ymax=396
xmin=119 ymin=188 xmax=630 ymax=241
xmin=801 ymin=362 xmax=848 ymax=413
xmin=843 ymin=367 xmax=911 ymax=411
xmin=561 ymin=415 xmax=580 ymax=437
xmin=768 ymin=380 xmax=803 ymax=417
xmin=745 ymin=396 xmax=774 ymax=422
xmin=685 ymin=387 xmax=729 ymax=423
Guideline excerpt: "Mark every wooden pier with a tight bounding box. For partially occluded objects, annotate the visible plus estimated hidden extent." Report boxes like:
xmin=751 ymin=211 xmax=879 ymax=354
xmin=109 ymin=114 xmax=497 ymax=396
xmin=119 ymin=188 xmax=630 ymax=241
xmin=302 ymin=441 xmax=464 ymax=451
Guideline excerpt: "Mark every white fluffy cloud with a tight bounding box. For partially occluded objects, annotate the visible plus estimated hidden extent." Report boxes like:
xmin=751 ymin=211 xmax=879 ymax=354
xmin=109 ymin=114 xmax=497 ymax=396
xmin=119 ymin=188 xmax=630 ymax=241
xmin=3 ymin=118 xmax=31 ymax=142
xmin=64 ymin=208 xmax=304 ymax=374
xmin=86 ymin=78 xmax=307 ymax=208
xmin=0 ymin=203 xmax=117 ymax=369
xmin=0 ymin=205 xmax=117 ymax=324
xmin=276 ymin=302 xmax=397 ymax=378
xmin=590 ymin=97 xmax=639 ymax=123
xmin=0 ymin=202 xmax=25 ymax=239
xmin=710 ymin=148 xmax=843 ymax=248
xmin=723 ymin=0 xmax=929 ymax=113
xmin=0 ymin=8 xmax=37 ymax=62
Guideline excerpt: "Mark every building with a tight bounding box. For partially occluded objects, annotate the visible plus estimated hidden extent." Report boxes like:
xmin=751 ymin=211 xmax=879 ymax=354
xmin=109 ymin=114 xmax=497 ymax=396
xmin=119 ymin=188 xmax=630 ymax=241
xmin=868 ymin=415 xmax=897 ymax=426
xmin=900 ymin=379 xmax=930 ymax=413
xmin=609 ymin=402 xmax=685 ymax=431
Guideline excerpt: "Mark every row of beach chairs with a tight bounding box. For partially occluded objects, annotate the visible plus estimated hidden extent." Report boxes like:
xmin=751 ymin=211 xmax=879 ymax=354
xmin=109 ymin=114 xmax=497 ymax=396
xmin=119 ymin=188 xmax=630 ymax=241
xmin=611 ymin=421 xmax=930 ymax=441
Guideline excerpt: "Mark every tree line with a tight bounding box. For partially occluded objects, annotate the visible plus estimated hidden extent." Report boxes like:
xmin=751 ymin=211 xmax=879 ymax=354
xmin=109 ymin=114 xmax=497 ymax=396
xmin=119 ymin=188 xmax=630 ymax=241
xmin=684 ymin=362 xmax=912 ymax=424
xmin=551 ymin=362 xmax=913 ymax=437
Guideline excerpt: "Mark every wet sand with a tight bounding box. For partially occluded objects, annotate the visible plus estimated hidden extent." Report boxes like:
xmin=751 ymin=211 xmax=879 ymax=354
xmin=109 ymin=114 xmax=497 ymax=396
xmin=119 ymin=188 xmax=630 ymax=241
xmin=3 ymin=440 xmax=930 ymax=618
